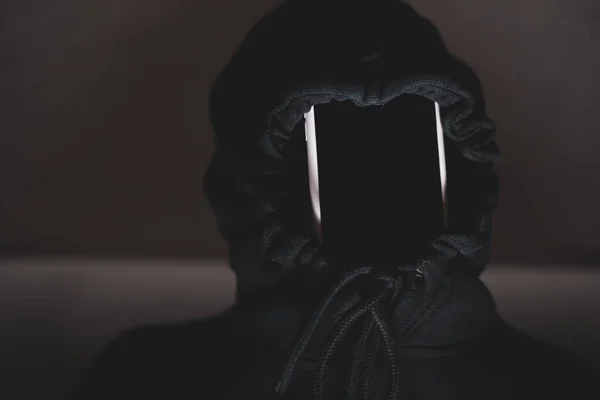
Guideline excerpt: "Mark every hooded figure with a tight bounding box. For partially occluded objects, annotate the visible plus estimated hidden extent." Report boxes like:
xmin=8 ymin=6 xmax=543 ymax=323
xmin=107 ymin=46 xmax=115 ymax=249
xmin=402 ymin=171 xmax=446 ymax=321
xmin=71 ymin=1 xmax=598 ymax=399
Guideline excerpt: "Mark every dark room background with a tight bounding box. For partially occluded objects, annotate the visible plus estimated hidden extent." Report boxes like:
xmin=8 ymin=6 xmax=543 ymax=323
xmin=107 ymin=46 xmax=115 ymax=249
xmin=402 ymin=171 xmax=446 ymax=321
xmin=0 ymin=1 xmax=599 ymax=399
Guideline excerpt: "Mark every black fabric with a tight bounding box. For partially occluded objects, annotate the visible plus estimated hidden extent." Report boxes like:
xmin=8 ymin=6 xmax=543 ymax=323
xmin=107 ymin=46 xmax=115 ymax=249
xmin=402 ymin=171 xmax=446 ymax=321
xmin=203 ymin=1 xmax=502 ymax=397
xmin=69 ymin=307 xmax=599 ymax=400
xmin=70 ymin=1 xmax=599 ymax=399
xmin=206 ymin=0 xmax=500 ymax=288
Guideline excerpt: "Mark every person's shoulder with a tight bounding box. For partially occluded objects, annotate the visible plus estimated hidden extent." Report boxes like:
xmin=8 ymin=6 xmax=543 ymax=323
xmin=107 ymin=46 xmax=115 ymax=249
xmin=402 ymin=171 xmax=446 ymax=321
xmin=98 ymin=322 xmax=172 ymax=366
xmin=70 ymin=310 xmax=237 ymax=399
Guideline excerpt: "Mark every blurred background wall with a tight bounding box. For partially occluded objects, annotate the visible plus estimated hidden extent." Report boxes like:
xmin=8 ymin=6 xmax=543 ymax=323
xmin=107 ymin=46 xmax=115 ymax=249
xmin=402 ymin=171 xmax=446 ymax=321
xmin=1 ymin=0 xmax=599 ymax=264
xmin=0 ymin=1 xmax=599 ymax=399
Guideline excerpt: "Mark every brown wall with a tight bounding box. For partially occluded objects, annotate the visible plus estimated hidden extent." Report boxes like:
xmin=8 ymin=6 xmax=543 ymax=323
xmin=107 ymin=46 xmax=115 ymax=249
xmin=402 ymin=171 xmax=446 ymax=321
xmin=1 ymin=0 xmax=599 ymax=264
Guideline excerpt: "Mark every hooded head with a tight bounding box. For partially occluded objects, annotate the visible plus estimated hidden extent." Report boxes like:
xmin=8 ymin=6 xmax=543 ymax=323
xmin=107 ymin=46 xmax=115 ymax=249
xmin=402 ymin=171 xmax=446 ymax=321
xmin=203 ymin=0 xmax=500 ymax=370
xmin=206 ymin=0 xmax=498 ymax=285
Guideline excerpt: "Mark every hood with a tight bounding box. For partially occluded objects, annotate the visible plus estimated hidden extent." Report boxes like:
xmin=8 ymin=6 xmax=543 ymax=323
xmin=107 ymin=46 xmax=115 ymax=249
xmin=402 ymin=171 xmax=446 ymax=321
xmin=203 ymin=0 xmax=501 ymax=359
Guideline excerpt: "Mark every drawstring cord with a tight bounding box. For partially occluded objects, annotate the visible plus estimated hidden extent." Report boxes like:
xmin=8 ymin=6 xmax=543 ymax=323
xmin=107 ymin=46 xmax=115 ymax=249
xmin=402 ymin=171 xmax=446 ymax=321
xmin=275 ymin=265 xmax=423 ymax=399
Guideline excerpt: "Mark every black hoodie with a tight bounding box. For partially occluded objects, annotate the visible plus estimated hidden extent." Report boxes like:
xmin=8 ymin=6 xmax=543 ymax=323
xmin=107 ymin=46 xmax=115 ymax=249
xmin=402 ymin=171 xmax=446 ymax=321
xmin=202 ymin=1 xmax=598 ymax=399
xmin=71 ymin=2 xmax=599 ymax=399
xmin=204 ymin=0 xmax=500 ymax=361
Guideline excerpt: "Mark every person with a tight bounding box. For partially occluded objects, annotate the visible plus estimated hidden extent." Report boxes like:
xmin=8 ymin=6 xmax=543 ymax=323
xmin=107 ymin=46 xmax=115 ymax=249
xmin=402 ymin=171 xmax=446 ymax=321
xmin=70 ymin=1 xmax=599 ymax=399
